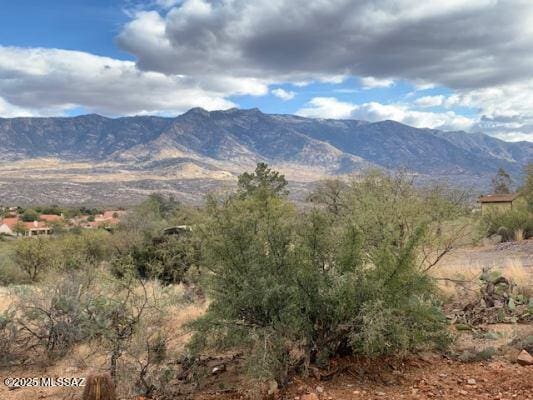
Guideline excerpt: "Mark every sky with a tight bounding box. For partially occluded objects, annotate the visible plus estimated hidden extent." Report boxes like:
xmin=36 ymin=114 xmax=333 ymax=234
xmin=0 ymin=0 xmax=532 ymax=142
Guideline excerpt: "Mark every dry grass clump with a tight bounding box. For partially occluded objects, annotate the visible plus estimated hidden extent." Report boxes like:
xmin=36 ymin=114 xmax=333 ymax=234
xmin=514 ymin=229 xmax=525 ymax=241
xmin=505 ymin=259 xmax=533 ymax=298
xmin=431 ymin=257 xmax=533 ymax=304
xmin=0 ymin=288 xmax=11 ymax=312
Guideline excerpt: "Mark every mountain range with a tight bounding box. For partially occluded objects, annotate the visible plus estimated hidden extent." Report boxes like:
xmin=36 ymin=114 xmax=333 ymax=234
xmin=0 ymin=108 xmax=531 ymax=205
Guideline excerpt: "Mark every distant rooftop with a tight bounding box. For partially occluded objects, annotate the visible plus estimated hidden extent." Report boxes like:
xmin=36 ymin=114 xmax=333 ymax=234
xmin=478 ymin=193 xmax=520 ymax=203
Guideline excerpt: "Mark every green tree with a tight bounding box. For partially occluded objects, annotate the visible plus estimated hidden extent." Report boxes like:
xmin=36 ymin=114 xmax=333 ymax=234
xmin=237 ymin=162 xmax=288 ymax=199
xmin=13 ymin=221 xmax=27 ymax=237
xmin=13 ymin=237 xmax=58 ymax=281
xmin=119 ymin=193 xmax=180 ymax=239
xmin=190 ymin=167 xmax=449 ymax=382
xmin=307 ymin=178 xmax=347 ymax=215
xmin=21 ymin=209 xmax=39 ymax=222
xmin=492 ymin=167 xmax=512 ymax=194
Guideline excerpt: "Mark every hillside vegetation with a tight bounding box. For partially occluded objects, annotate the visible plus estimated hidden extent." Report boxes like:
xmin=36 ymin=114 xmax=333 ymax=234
xmin=0 ymin=164 xmax=532 ymax=399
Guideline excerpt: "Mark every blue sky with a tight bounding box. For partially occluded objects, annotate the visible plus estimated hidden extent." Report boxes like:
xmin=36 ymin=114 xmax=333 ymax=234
xmin=0 ymin=1 xmax=532 ymax=142
xmin=0 ymin=1 xmax=130 ymax=58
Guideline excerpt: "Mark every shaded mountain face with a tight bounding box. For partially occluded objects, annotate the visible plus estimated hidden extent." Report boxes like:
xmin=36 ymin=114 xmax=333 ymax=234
xmin=0 ymin=108 xmax=531 ymax=185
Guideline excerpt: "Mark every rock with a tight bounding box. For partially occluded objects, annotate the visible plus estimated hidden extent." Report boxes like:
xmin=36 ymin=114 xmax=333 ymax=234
xmin=488 ymin=234 xmax=502 ymax=244
xmin=467 ymin=378 xmax=476 ymax=385
xmin=376 ymin=391 xmax=386 ymax=396
xmin=517 ymin=350 xmax=533 ymax=366
xmin=267 ymin=380 xmax=279 ymax=396
xmin=301 ymin=394 xmax=319 ymax=400
xmin=316 ymin=385 xmax=324 ymax=393
xmin=211 ymin=364 xmax=226 ymax=374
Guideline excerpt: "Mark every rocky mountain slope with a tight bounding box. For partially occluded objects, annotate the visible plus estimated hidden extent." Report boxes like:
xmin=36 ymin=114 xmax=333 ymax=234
xmin=0 ymin=108 xmax=531 ymax=204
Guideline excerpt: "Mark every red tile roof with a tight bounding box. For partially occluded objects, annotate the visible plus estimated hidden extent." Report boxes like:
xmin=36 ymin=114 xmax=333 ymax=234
xmin=39 ymin=214 xmax=63 ymax=222
xmin=0 ymin=217 xmax=20 ymax=229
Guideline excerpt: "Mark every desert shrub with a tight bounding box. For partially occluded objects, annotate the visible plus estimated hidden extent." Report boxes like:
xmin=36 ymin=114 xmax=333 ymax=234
xmin=12 ymin=237 xmax=61 ymax=281
xmin=110 ymin=233 xmax=195 ymax=285
xmin=9 ymin=269 xmax=177 ymax=385
xmin=0 ymin=309 xmax=18 ymax=364
xmin=458 ymin=347 xmax=496 ymax=362
xmin=111 ymin=194 xmax=199 ymax=284
xmin=10 ymin=231 xmax=112 ymax=281
xmin=482 ymin=208 xmax=533 ymax=241
xmin=119 ymin=193 xmax=181 ymax=239
xmin=0 ymin=242 xmax=29 ymax=285
xmin=189 ymin=166 xmax=450 ymax=383
xmin=10 ymin=271 xmax=101 ymax=357
xmin=113 ymin=304 xmax=173 ymax=397
xmin=58 ymin=229 xmax=113 ymax=270
xmin=523 ymin=163 xmax=533 ymax=212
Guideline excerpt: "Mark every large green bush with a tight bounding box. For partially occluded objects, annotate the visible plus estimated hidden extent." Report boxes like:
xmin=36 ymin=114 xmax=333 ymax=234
xmin=483 ymin=208 xmax=533 ymax=241
xmin=189 ymin=167 xmax=451 ymax=383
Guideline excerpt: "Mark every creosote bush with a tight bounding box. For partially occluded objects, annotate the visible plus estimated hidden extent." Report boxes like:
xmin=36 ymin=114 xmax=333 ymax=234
xmin=482 ymin=208 xmax=533 ymax=241
xmin=189 ymin=166 xmax=454 ymax=383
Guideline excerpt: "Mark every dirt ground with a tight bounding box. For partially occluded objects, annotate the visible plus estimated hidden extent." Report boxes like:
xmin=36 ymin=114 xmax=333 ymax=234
xmin=280 ymin=356 xmax=533 ymax=400
xmin=438 ymin=239 xmax=533 ymax=271
xmin=2 ymin=354 xmax=531 ymax=400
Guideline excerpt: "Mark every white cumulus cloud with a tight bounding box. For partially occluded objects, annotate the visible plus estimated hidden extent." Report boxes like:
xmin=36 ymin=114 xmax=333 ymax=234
xmin=360 ymin=77 xmax=395 ymax=89
xmin=0 ymin=46 xmax=269 ymax=116
xmin=271 ymin=88 xmax=296 ymax=101
xmin=297 ymin=97 xmax=474 ymax=132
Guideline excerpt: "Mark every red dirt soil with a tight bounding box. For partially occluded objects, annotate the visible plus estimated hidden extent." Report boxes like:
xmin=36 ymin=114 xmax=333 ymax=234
xmin=195 ymin=357 xmax=532 ymax=400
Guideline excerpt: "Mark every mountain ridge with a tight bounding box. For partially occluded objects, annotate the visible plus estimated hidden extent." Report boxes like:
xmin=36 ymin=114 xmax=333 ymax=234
xmin=0 ymin=108 xmax=531 ymax=204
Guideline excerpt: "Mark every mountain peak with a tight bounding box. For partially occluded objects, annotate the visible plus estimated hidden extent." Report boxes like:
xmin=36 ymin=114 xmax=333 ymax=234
xmin=183 ymin=107 xmax=210 ymax=117
xmin=219 ymin=107 xmax=263 ymax=115
xmin=74 ymin=113 xmax=107 ymax=119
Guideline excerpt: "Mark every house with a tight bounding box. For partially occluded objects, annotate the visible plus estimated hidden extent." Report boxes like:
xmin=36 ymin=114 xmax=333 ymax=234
xmin=478 ymin=193 xmax=522 ymax=215
xmin=0 ymin=217 xmax=52 ymax=236
xmin=70 ymin=210 xmax=123 ymax=229
xmin=0 ymin=217 xmax=20 ymax=236
xmin=23 ymin=220 xmax=52 ymax=236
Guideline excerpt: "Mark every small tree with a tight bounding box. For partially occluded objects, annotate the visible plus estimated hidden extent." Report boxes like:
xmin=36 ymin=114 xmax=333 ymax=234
xmin=307 ymin=178 xmax=347 ymax=215
xmin=13 ymin=237 xmax=57 ymax=281
xmin=21 ymin=209 xmax=39 ymax=222
xmin=237 ymin=162 xmax=288 ymax=199
xmin=13 ymin=221 xmax=27 ymax=237
xmin=190 ymin=167 xmax=449 ymax=383
xmin=492 ymin=167 xmax=512 ymax=194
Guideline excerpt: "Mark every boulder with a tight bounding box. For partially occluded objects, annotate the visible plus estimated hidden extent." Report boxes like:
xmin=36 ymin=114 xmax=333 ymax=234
xmin=517 ymin=350 xmax=533 ymax=366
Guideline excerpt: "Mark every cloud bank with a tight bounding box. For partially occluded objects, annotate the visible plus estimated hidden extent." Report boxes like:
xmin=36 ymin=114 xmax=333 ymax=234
xmin=1 ymin=0 xmax=533 ymax=141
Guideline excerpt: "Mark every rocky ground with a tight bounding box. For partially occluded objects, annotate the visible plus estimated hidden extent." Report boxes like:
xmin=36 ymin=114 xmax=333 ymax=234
xmin=281 ymin=356 xmax=533 ymax=400
xmin=438 ymin=240 xmax=533 ymax=271
xmin=190 ymin=324 xmax=533 ymax=400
